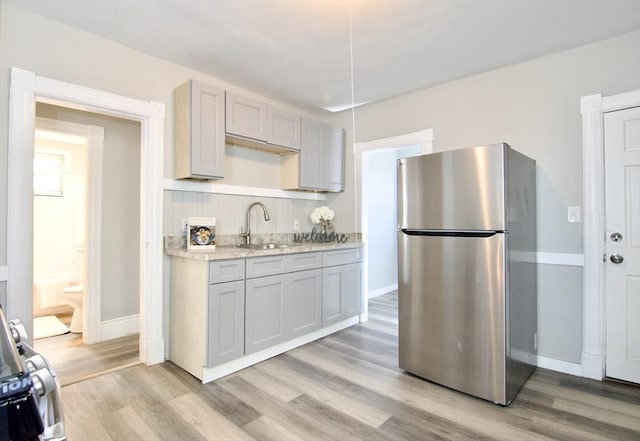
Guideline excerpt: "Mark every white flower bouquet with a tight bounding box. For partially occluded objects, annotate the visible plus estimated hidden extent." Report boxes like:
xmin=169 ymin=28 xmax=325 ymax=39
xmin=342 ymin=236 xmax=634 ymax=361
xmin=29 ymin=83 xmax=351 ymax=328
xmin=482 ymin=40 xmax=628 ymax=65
xmin=310 ymin=206 xmax=335 ymax=231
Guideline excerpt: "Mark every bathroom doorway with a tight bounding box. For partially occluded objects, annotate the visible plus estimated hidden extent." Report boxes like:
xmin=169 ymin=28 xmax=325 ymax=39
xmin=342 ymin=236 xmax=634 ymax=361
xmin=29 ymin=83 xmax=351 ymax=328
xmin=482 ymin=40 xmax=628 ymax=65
xmin=31 ymin=104 xmax=142 ymax=385
xmin=32 ymin=118 xmax=92 ymax=342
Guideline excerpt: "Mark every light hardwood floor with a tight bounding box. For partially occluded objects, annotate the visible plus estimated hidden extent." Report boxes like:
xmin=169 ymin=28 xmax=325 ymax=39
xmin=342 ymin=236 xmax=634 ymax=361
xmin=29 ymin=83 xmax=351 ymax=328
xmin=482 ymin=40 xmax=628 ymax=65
xmin=34 ymin=319 xmax=140 ymax=386
xmin=61 ymin=293 xmax=640 ymax=440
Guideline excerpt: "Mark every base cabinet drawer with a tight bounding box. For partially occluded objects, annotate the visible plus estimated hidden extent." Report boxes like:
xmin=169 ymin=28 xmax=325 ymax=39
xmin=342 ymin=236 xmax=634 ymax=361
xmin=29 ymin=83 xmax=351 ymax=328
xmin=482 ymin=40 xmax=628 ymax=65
xmin=207 ymin=280 xmax=245 ymax=367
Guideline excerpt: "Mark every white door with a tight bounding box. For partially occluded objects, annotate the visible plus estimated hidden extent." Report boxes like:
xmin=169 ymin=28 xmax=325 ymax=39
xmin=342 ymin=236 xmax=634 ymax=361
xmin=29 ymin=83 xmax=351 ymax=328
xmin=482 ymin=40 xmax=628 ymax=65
xmin=605 ymin=105 xmax=640 ymax=384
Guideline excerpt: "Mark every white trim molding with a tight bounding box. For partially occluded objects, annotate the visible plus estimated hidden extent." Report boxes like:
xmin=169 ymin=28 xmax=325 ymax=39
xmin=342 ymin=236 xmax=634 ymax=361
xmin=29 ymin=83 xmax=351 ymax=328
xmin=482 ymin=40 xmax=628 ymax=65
xmin=368 ymin=283 xmax=398 ymax=299
xmin=580 ymin=89 xmax=640 ymax=380
xmin=163 ymin=179 xmax=326 ymax=201
xmin=354 ymin=129 xmax=434 ymax=323
xmin=536 ymin=355 xmax=583 ymax=377
xmin=536 ymin=252 xmax=584 ymax=267
xmin=7 ymin=67 xmax=165 ymax=365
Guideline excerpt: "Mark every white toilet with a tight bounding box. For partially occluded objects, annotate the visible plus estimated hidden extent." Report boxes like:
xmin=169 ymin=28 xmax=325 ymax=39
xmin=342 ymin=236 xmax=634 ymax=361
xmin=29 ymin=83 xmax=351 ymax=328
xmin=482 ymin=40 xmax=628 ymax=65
xmin=62 ymin=284 xmax=84 ymax=333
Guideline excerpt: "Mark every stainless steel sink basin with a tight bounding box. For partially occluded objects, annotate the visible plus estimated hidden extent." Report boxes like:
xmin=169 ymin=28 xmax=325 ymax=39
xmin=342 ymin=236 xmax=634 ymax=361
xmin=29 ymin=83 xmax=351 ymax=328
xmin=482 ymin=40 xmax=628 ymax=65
xmin=236 ymin=243 xmax=289 ymax=250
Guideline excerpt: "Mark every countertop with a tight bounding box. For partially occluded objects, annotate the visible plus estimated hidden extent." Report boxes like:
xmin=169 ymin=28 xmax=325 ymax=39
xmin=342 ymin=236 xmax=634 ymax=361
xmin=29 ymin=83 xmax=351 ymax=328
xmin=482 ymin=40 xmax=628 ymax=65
xmin=165 ymin=241 xmax=363 ymax=261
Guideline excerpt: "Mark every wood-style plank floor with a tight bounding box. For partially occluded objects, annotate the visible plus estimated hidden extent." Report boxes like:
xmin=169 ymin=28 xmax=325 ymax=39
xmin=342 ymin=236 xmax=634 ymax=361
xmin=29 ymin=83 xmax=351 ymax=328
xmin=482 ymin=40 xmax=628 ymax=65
xmin=61 ymin=293 xmax=640 ymax=440
xmin=34 ymin=326 xmax=140 ymax=386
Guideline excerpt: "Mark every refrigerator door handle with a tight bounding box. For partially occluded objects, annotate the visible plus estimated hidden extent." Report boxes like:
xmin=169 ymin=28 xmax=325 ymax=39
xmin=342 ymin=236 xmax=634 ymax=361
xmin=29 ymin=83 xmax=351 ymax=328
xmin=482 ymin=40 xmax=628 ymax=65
xmin=400 ymin=229 xmax=501 ymax=238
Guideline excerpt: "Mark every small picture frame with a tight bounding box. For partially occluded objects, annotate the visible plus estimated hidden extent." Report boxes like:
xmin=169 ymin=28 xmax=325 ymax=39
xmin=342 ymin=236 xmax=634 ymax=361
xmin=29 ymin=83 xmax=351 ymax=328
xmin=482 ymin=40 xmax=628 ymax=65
xmin=187 ymin=217 xmax=216 ymax=251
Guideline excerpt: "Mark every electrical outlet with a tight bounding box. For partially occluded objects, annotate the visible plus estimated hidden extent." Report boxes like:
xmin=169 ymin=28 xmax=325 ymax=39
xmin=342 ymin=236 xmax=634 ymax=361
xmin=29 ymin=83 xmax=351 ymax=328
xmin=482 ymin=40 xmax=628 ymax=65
xmin=567 ymin=206 xmax=581 ymax=223
xmin=533 ymin=332 xmax=538 ymax=351
xmin=293 ymin=219 xmax=300 ymax=231
xmin=181 ymin=218 xmax=188 ymax=233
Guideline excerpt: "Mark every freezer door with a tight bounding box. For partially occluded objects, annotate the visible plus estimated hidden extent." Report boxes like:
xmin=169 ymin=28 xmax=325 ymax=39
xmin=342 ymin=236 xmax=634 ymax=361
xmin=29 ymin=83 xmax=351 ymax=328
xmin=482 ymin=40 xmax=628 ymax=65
xmin=398 ymin=231 xmax=508 ymax=404
xmin=397 ymin=144 xmax=507 ymax=231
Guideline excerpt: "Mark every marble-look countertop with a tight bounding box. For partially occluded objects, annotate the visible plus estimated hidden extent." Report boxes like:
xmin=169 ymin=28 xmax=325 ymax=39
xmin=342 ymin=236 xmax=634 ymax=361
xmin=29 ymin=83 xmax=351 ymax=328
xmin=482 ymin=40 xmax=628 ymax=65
xmin=165 ymin=234 xmax=363 ymax=261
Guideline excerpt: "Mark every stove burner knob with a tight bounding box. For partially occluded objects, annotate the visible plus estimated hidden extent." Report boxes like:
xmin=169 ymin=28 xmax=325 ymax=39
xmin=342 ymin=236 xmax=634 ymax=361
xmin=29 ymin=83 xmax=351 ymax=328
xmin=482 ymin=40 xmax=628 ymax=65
xmin=9 ymin=318 xmax=28 ymax=344
xmin=30 ymin=368 xmax=56 ymax=397
xmin=26 ymin=354 xmax=49 ymax=372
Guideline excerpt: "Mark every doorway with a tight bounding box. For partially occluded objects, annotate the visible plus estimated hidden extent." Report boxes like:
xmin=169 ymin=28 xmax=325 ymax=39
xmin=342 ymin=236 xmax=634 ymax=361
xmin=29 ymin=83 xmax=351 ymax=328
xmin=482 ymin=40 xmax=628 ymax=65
xmin=7 ymin=67 xmax=165 ymax=365
xmin=603 ymin=105 xmax=640 ymax=384
xmin=32 ymin=116 xmax=103 ymax=345
xmin=354 ymin=129 xmax=433 ymax=319
xmin=580 ymin=88 xmax=640 ymax=382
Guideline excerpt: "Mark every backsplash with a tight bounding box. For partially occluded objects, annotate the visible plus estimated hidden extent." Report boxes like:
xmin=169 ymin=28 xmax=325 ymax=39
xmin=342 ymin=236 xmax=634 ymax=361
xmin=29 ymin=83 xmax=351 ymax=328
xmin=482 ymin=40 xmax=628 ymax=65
xmin=164 ymin=190 xmax=343 ymax=236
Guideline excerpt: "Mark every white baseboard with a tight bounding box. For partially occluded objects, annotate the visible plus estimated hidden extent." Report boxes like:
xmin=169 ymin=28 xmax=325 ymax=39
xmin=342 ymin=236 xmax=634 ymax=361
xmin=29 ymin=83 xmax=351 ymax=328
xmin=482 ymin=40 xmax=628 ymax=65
xmin=100 ymin=314 xmax=140 ymax=341
xmin=201 ymin=316 xmax=359 ymax=383
xmin=368 ymin=283 xmax=398 ymax=299
xmin=536 ymin=354 xmax=583 ymax=377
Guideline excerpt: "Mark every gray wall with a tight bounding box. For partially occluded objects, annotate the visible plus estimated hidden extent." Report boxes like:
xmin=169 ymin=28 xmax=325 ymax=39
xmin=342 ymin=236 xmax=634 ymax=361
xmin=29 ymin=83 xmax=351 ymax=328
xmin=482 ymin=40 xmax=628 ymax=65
xmin=36 ymin=103 xmax=141 ymax=321
xmin=326 ymin=31 xmax=640 ymax=364
xmin=365 ymin=145 xmax=421 ymax=297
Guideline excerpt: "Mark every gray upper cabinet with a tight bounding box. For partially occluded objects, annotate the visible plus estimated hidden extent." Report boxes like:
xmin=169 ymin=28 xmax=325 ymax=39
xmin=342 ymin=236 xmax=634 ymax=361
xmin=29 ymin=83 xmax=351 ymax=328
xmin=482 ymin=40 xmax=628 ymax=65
xmin=226 ymin=92 xmax=301 ymax=151
xmin=225 ymin=92 xmax=268 ymax=142
xmin=281 ymin=117 xmax=344 ymax=192
xmin=173 ymin=80 xmax=225 ymax=179
xmin=267 ymin=106 xmax=301 ymax=150
xmin=325 ymin=126 xmax=345 ymax=192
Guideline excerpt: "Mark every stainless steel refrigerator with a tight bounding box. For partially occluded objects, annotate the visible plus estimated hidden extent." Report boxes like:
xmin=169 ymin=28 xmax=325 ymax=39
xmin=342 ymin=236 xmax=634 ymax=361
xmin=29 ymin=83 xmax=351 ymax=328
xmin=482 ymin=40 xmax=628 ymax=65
xmin=397 ymin=143 xmax=537 ymax=405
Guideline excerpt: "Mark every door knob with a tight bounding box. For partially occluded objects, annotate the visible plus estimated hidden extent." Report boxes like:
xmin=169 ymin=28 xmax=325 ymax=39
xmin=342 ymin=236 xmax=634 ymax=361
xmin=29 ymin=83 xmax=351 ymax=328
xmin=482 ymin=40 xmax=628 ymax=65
xmin=610 ymin=232 xmax=623 ymax=242
xmin=610 ymin=253 xmax=624 ymax=264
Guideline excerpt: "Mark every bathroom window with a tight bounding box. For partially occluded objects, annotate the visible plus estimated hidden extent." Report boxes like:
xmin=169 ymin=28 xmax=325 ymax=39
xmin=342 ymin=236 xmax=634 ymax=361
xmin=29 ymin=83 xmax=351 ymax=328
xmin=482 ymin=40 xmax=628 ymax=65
xmin=34 ymin=152 xmax=65 ymax=196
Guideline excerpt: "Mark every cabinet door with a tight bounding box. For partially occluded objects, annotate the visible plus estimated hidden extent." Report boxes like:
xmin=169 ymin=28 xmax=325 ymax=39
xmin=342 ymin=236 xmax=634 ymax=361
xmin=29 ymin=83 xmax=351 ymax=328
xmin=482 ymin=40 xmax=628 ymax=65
xmin=322 ymin=263 xmax=363 ymax=327
xmin=267 ymin=107 xmax=301 ymax=150
xmin=287 ymin=269 xmax=322 ymax=338
xmin=174 ymin=80 xmax=225 ymax=179
xmin=299 ymin=118 xmax=327 ymax=190
xmin=322 ymin=265 xmax=345 ymax=326
xmin=325 ymin=126 xmax=344 ymax=192
xmin=245 ymin=274 xmax=287 ymax=353
xmin=207 ymin=280 xmax=244 ymax=367
xmin=226 ymin=92 xmax=267 ymax=141
xmin=344 ymin=262 xmax=363 ymax=318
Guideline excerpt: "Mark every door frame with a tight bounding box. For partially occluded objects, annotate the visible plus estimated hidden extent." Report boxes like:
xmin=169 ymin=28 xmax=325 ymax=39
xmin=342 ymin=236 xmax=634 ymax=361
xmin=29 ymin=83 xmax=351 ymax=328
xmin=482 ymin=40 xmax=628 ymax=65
xmin=580 ymin=88 xmax=640 ymax=379
xmin=34 ymin=117 xmax=104 ymax=345
xmin=354 ymin=129 xmax=433 ymax=321
xmin=7 ymin=67 xmax=165 ymax=364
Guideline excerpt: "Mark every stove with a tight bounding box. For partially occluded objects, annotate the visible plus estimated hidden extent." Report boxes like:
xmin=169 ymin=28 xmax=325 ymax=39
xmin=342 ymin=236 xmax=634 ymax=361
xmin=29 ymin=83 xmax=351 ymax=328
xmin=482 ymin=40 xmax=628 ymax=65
xmin=0 ymin=306 xmax=66 ymax=441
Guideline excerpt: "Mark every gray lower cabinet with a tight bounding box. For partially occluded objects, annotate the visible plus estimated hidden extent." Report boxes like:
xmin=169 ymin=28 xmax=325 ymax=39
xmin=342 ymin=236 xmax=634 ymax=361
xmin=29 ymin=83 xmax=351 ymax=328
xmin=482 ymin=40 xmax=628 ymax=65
xmin=245 ymin=253 xmax=322 ymax=354
xmin=207 ymin=280 xmax=244 ymax=366
xmin=288 ymin=269 xmax=322 ymax=338
xmin=170 ymin=247 xmax=361 ymax=381
xmin=245 ymin=274 xmax=287 ymax=354
xmin=322 ymin=249 xmax=363 ymax=327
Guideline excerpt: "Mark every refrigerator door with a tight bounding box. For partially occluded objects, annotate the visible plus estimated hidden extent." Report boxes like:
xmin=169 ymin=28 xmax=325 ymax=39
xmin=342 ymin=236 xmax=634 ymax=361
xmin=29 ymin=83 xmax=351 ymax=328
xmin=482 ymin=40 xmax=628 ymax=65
xmin=398 ymin=231 xmax=508 ymax=404
xmin=398 ymin=144 xmax=507 ymax=231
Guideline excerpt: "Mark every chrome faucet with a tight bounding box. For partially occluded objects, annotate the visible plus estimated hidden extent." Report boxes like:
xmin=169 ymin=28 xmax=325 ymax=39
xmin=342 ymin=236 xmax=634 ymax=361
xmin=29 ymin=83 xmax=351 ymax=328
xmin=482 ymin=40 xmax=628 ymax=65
xmin=241 ymin=202 xmax=271 ymax=244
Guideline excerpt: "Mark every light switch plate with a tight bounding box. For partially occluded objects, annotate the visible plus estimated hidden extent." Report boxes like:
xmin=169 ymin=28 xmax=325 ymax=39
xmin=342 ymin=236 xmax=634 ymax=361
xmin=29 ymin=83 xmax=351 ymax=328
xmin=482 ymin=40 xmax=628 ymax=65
xmin=293 ymin=219 xmax=300 ymax=231
xmin=568 ymin=206 xmax=581 ymax=223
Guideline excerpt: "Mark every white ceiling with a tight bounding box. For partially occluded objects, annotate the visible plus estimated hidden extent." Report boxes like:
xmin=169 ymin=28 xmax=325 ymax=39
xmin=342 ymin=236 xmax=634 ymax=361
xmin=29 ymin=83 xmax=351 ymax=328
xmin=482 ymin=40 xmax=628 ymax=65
xmin=7 ymin=0 xmax=640 ymax=112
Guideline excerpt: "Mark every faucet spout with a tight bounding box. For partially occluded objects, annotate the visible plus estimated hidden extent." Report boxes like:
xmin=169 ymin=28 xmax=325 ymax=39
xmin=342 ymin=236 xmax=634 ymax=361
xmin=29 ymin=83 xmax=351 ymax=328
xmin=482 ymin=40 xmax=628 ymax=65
xmin=242 ymin=202 xmax=271 ymax=244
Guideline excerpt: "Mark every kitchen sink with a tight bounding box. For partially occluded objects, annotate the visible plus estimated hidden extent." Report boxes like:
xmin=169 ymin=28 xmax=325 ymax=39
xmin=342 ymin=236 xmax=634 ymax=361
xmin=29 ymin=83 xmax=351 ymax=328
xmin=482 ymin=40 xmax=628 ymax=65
xmin=236 ymin=243 xmax=289 ymax=250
